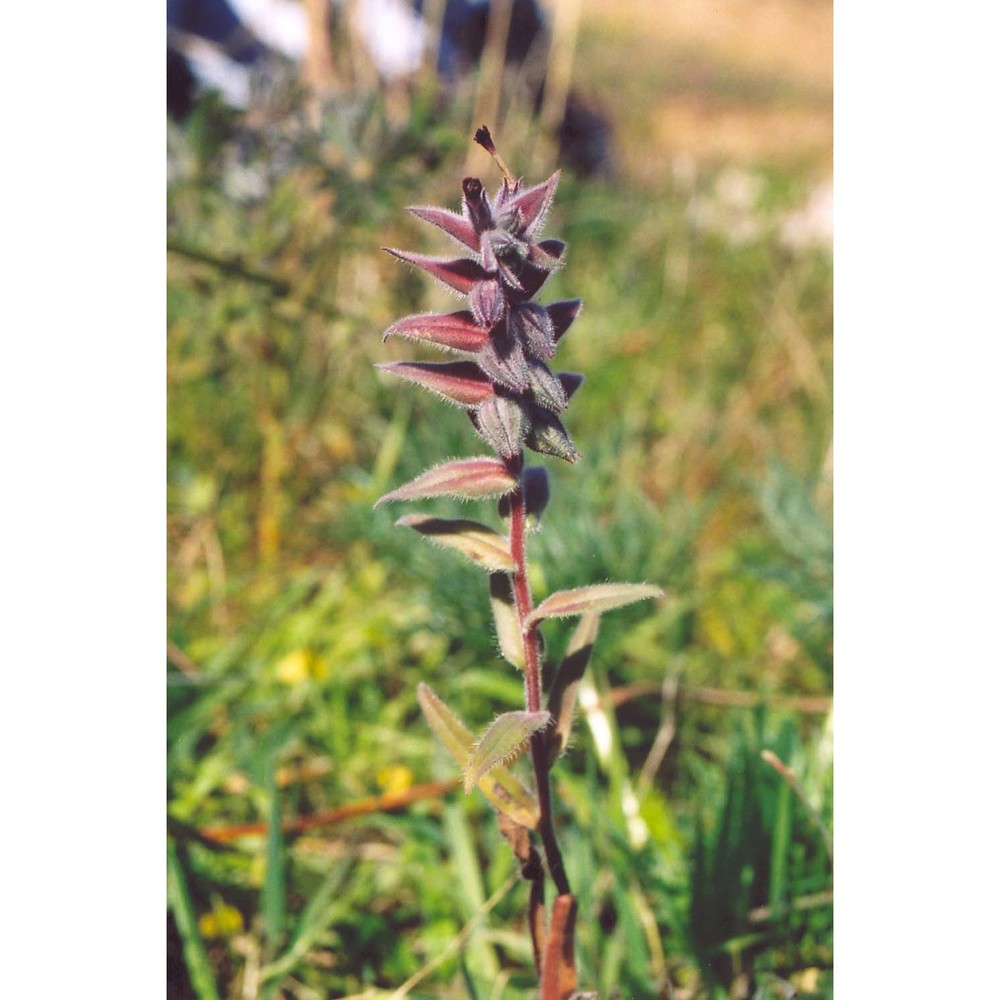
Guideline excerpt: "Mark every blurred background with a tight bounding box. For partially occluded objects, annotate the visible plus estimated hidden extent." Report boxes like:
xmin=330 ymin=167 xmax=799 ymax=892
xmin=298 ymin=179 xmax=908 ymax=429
xmin=166 ymin=1 xmax=832 ymax=997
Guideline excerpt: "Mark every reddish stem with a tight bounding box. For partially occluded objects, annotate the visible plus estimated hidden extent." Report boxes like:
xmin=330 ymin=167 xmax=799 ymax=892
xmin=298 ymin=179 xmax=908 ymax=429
xmin=505 ymin=453 xmax=570 ymax=898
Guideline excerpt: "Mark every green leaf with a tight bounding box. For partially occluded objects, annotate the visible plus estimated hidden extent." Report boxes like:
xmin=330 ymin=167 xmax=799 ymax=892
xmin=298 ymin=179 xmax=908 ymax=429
xmin=489 ymin=572 xmax=525 ymax=669
xmin=397 ymin=514 xmax=515 ymax=571
xmin=525 ymin=582 xmax=664 ymax=625
xmin=167 ymin=840 xmax=222 ymax=1000
xmin=464 ymin=710 xmax=552 ymax=792
xmin=262 ymin=777 xmax=286 ymax=967
xmin=376 ymin=457 xmax=517 ymax=506
xmin=546 ymin=612 xmax=600 ymax=766
xmin=417 ymin=683 xmax=539 ymax=828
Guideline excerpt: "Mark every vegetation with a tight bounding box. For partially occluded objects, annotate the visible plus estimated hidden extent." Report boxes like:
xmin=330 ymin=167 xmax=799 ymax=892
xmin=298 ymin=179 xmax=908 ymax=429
xmin=167 ymin=47 xmax=832 ymax=997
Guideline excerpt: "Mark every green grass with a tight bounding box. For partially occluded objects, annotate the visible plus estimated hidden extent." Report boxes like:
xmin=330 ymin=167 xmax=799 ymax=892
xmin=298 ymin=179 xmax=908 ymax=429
xmin=168 ymin=87 xmax=831 ymax=999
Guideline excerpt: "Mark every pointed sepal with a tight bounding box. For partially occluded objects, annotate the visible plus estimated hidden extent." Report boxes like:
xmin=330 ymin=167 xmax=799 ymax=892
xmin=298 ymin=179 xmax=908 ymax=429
xmin=524 ymin=407 xmax=580 ymax=463
xmin=526 ymin=360 xmax=569 ymax=412
xmin=509 ymin=302 xmax=557 ymax=360
xmin=477 ymin=323 xmax=530 ymax=393
xmin=499 ymin=171 xmax=560 ymax=239
xmin=558 ymin=372 xmax=585 ymax=400
xmin=396 ymin=514 xmax=515 ymax=571
xmin=525 ymin=582 xmax=664 ymax=626
xmin=464 ymin=710 xmax=552 ymax=793
xmin=471 ymin=395 xmax=530 ymax=458
xmin=417 ymin=683 xmax=539 ymax=828
xmin=382 ymin=310 xmax=490 ymax=354
xmin=510 ymin=239 xmax=566 ymax=300
xmin=377 ymin=361 xmax=494 ymax=407
xmin=376 ymin=458 xmax=517 ymax=506
xmin=547 ymin=299 xmax=582 ymax=343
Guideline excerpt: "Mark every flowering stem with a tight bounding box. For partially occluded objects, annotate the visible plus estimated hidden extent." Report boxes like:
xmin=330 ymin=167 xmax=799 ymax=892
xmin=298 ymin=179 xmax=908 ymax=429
xmin=505 ymin=452 xmax=571 ymax=899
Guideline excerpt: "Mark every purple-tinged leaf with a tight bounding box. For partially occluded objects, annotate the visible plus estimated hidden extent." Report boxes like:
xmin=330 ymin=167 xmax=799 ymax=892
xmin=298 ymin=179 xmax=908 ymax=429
xmin=470 ymin=277 xmax=506 ymax=329
xmin=417 ymin=683 xmax=539 ymax=828
xmin=376 ymin=458 xmax=517 ymax=506
xmin=396 ymin=514 xmax=515 ymax=571
xmin=548 ymin=299 xmax=582 ymax=342
xmin=500 ymin=171 xmax=560 ymax=238
xmin=377 ymin=361 xmax=494 ymax=407
xmin=545 ymin=613 xmax=599 ymax=767
xmin=384 ymin=248 xmax=487 ymax=295
xmin=509 ymin=302 xmax=556 ymax=360
xmin=383 ymin=310 xmax=490 ymax=353
xmin=472 ymin=395 xmax=530 ymax=458
xmin=464 ymin=710 xmax=552 ymax=793
xmin=524 ymin=407 xmax=580 ymax=463
xmin=525 ymin=582 xmax=665 ymax=626
xmin=407 ymin=205 xmax=479 ymax=251
xmin=558 ymin=372 xmax=585 ymax=400
xmin=489 ymin=572 xmax=524 ymax=669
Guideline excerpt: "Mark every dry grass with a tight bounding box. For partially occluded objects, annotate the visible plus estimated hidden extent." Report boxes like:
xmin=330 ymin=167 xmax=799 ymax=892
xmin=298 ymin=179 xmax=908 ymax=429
xmin=572 ymin=0 xmax=832 ymax=178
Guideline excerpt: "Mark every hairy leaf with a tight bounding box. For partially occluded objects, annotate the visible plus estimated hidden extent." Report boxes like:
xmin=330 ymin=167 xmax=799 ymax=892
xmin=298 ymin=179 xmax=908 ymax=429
xmin=376 ymin=458 xmax=517 ymax=506
xmin=377 ymin=361 xmax=494 ymax=407
xmin=525 ymin=582 xmax=664 ymax=625
xmin=382 ymin=310 xmax=490 ymax=353
xmin=464 ymin=710 xmax=552 ymax=792
xmin=489 ymin=572 xmax=524 ymax=669
xmin=407 ymin=205 xmax=479 ymax=251
xmin=396 ymin=514 xmax=515 ymax=571
xmin=416 ymin=683 xmax=539 ymax=828
xmin=383 ymin=248 xmax=487 ymax=295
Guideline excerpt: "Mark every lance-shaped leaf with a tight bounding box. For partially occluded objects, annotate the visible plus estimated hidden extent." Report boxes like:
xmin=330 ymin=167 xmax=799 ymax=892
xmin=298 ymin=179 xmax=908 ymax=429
xmin=407 ymin=205 xmax=479 ymax=251
xmin=417 ymin=683 xmax=539 ymax=828
xmin=382 ymin=310 xmax=489 ymax=354
xmin=377 ymin=361 xmax=494 ymax=407
xmin=396 ymin=514 xmax=515 ymax=571
xmin=489 ymin=572 xmax=524 ymax=669
xmin=548 ymin=299 xmax=582 ymax=343
xmin=376 ymin=458 xmax=517 ymax=506
xmin=545 ymin=613 xmax=600 ymax=766
xmin=464 ymin=710 xmax=552 ymax=793
xmin=383 ymin=248 xmax=487 ymax=295
xmin=526 ymin=582 xmax=664 ymax=626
